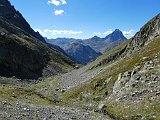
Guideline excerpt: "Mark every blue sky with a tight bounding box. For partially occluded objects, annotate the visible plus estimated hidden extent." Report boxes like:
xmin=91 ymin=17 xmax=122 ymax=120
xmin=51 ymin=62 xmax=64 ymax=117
xmin=9 ymin=0 xmax=160 ymax=39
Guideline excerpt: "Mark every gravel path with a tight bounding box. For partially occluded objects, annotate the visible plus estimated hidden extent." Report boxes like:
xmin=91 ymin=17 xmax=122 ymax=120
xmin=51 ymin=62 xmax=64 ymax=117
xmin=0 ymin=101 xmax=111 ymax=120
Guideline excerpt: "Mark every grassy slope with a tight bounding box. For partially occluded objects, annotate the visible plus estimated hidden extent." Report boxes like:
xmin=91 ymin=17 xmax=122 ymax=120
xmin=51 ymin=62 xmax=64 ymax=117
xmin=0 ymin=36 xmax=159 ymax=119
xmin=55 ymin=36 xmax=160 ymax=119
xmin=0 ymin=33 xmax=158 ymax=120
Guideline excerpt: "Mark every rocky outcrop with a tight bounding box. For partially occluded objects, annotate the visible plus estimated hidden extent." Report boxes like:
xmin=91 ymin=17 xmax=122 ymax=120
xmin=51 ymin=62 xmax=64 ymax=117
xmin=111 ymin=56 xmax=160 ymax=102
xmin=124 ymin=13 xmax=160 ymax=55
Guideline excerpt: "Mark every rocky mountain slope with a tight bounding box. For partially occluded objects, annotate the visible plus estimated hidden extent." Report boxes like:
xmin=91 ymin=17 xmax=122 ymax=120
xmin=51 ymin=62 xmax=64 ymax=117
xmin=0 ymin=0 xmax=74 ymax=80
xmin=46 ymin=29 xmax=126 ymax=64
xmin=0 ymin=1 xmax=160 ymax=120
xmin=65 ymin=43 xmax=102 ymax=64
xmin=46 ymin=29 xmax=127 ymax=53
xmin=45 ymin=37 xmax=82 ymax=50
xmin=0 ymin=0 xmax=46 ymax=43
xmin=53 ymin=13 xmax=160 ymax=120
xmin=80 ymin=29 xmax=127 ymax=53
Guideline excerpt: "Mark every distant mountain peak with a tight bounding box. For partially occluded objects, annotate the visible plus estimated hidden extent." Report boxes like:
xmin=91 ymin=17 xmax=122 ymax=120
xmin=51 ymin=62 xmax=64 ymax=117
xmin=104 ymin=29 xmax=127 ymax=42
xmin=92 ymin=36 xmax=100 ymax=39
xmin=114 ymin=29 xmax=121 ymax=32
xmin=90 ymin=36 xmax=101 ymax=41
xmin=111 ymin=29 xmax=123 ymax=36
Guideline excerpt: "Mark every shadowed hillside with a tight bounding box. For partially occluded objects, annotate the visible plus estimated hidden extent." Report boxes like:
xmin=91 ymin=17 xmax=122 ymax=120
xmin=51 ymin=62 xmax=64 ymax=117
xmin=0 ymin=0 xmax=75 ymax=79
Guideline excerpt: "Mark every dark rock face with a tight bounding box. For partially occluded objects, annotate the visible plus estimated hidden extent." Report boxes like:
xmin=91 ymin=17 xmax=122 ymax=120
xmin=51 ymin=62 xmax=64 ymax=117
xmin=0 ymin=37 xmax=49 ymax=79
xmin=104 ymin=29 xmax=127 ymax=42
xmin=0 ymin=0 xmax=46 ymax=43
xmin=65 ymin=43 xmax=102 ymax=64
xmin=0 ymin=1 xmax=74 ymax=79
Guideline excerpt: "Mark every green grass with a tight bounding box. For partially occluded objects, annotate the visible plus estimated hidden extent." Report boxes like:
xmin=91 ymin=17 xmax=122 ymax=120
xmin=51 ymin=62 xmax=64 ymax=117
xmin=105 ymin=97 xmax=160 ymax=120
xmin=1 ymin=13 xmax=160 ymax=119
xmin=0 ymin=86 xmax=54 ymax=106
xmin=54 ymin=36 xmax=160 ymax=119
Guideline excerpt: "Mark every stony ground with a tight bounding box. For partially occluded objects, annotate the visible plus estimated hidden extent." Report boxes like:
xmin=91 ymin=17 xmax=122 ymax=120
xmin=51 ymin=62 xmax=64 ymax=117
xmin=110 ymin=57 xmax=160 ymax=103
xmin=0 ymin=62 xmax=115 ymax=120
xmin=0 ymin=101 xmax=111 ymax=120
xmin=57 ymin=62 xmax=115 ymax=90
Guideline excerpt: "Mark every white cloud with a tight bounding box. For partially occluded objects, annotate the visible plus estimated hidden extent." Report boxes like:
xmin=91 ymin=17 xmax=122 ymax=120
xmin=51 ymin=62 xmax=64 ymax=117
xmin=94 ymin=29 xmax=135 ymax=38
xmin=60 ymin=0 xmax=67 ymax=4
xmin=54 ymin=10 xmax=64 ymax=15
xmin=103 ymin=30 xmax=113 ymax=35
xmin=122 ymin=29 xmax=135 ymax=38
xmin=48 ymin=0 xmax=60 ymax=6
xmin=34 ymin=29 xmax=82 ymax=36
xmin=93 ymin=32 xmax=102 ymax=35
xmin=48 ymin=0 xmax=67 ymax=6
xmin=94 ymin=30 xmax=113 ymax=36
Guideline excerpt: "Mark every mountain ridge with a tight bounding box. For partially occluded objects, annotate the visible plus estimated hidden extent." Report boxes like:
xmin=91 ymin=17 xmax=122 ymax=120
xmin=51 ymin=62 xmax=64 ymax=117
xmin=65 ymin=43 xmax=102 ymax=64
xmin=0 ymin=0 xmax=75 ymax=79
xmin=0 ymin=0 xmax=46 ymax=43
xmin=46 ymin=29 xmax=127 ymax=53
xmin=55 ymin=13 xmax=160 ymax=120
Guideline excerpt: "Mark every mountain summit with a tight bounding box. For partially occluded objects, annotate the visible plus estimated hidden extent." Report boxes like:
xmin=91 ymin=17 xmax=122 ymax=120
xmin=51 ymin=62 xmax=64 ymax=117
xmin=104 ymin=29 xmax=127 ymax=42
xmin=81 ymin=29 xmax=127 ymax=53
xmin=46 ymin=29 xmax=127 ymax=54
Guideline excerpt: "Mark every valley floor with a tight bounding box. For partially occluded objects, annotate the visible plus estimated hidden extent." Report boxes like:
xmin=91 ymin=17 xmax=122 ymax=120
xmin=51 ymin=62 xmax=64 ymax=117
xmin=0 ymin=61 xmax=114 ymax=120
xmin=0 ymin=101 xmax=111 ymax=120
xmin=0 ymin=37 xmax=160 ymax=120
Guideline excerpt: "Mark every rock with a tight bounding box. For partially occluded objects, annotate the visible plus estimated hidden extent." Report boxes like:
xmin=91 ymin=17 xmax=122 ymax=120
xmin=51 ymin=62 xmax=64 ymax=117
xmin=55 ymin=88 xmax=60 ymax=91
xmin=131 ymin=66 xmax=141 ymax=77
xmin=144 ymin=61 xmax=154 ymax=70
xmin=131 ymin=91 xmax=139 ymax=97
xmin=94 ymin=82 xmax=101 ymax=89
xmin=75 ymin=65 xmax=80 ymax=69
xmin=82 ymin=93 xmax=91 ymax=99
xmin=132 ymin=74 xmax=141 ymax=80
xmin=155 ymin=91 xmax=160 ymax=95
xmin=97 ymin=103 xmax=106 ymax=112
xmin=60 ymin=89 xmax=66 ymax=93
xmin=117 ymin=73 xmax=122 ymax=81
xmin=104 ymin=91 xmax=108 ymax=96
xmin=123 ymin=71 xmax=132 ymax=78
